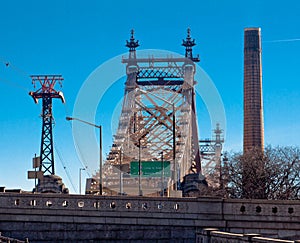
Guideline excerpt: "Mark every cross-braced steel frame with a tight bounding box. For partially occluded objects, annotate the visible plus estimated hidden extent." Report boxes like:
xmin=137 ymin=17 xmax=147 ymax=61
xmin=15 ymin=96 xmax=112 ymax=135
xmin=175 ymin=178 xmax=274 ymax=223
xmin=103 ymin=29 xmax=201 ymax=195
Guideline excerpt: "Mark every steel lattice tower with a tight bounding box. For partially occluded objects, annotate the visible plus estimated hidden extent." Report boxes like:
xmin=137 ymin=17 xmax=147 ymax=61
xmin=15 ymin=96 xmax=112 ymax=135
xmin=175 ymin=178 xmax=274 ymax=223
xmin=29 ymin=75 xmax=65 ymax=175
xmin=103 ymin=29 xmax=202 ymax=196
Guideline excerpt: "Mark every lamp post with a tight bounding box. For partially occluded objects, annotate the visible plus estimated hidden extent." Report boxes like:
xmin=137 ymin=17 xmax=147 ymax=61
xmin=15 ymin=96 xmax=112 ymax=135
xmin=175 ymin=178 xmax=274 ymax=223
xmin=79 ymin=167 xmax=85 ymax=195
xmin=159 ymin=151 xmax=164 ymax=197
xmin=66 ymin=117 xmax=103 ymax=195
xmin=138 ymin=138 xmax=143 ymax=196
xmin=119 ymin=147 xmax=123 ymax=195
xmin=171 ymin=102 xmax=176 ymax=191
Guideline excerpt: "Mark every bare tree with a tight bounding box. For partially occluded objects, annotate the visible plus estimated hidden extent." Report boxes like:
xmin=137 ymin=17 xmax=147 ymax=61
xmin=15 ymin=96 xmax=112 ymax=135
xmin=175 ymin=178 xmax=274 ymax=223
xmin=264 ymin=146 xmax=300 ymax=199
xmin=206 ymin=146 xmax=300 ymax=199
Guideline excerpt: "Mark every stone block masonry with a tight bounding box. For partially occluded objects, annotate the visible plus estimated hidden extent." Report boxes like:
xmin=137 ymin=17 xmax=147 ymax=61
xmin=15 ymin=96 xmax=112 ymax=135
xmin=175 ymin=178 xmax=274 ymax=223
xmin=196 ymin=229 xmax=300 ymax=243
xmin=0 ymin=193 xmax=300 ymax=242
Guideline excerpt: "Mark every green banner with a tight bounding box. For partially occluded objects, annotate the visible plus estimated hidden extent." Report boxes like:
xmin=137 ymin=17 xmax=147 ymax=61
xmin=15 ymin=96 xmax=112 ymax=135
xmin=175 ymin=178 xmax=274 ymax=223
xmin=130 ymin=161 xmax=170 ymax=177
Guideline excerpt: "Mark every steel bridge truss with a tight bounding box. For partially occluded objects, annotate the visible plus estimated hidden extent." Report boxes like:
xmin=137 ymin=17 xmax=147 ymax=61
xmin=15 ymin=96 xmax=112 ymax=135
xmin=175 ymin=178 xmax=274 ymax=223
xmin=103 ymin=30 xmax=201 ymax=196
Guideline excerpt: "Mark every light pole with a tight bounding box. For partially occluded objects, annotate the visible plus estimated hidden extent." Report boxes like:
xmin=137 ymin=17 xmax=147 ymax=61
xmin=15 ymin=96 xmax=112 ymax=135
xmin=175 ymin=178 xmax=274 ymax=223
xmin=79 ymin=167 xmax=85 ymax=195
xmin=119 ymin=147 xmax=123 ymax=195
xmin=66 ymin=117 xmax=103 ymax=195
xmin=159 ymin=151 xmax=164 ymax=197
xmin=138 ymin=138 xmax=143 ymax=196
xmin=171 ymin=102 xmax=176 ymax=191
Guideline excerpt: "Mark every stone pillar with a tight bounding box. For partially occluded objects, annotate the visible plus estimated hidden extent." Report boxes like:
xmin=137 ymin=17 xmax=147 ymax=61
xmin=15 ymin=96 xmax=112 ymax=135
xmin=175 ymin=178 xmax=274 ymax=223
xmin=197 ymin=228 xmax=219 ymax=243
xmin=243 ymin=233 xmax=261 ymax=242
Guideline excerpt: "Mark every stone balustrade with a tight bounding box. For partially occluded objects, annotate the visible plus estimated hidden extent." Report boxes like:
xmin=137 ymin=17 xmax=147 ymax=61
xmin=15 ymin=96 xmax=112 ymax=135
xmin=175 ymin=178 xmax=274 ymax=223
xmin=1 ymin=193 xmax=300 ymax=242
xmin=196 ymin=229 xmax=300 ymax=243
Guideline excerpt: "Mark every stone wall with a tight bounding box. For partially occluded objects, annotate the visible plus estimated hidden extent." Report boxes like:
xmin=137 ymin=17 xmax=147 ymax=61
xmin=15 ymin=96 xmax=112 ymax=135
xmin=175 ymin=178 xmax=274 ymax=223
xmin=0 ymin=193 xmax=300 ymax=242
xmin=196 ymin=229 xmax=300 ymax=243
xmin=0 ymin=231 xmax=28 ymax=243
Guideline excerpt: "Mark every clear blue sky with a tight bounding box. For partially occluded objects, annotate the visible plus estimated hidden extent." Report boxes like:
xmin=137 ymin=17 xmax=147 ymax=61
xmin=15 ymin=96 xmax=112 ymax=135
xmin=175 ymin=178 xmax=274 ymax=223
xmin=0 ymin=0 xmax=299 ymax=193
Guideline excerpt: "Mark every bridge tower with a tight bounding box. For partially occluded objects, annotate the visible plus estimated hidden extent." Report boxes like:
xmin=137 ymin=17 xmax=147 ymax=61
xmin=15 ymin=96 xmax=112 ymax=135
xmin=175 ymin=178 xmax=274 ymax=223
xmin=103 ymin=29 xmax=202 ymax=196
xmin=199 ymin=123 xmax=224 ymax=187
xmin=182 ymin=28 xmax=201 ymax=173
xmin=29 ymin=75 xmax=68 ymax=193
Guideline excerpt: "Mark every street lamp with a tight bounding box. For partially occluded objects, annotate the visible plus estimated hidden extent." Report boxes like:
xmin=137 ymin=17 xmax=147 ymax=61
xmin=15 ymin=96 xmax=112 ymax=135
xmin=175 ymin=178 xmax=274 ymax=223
xmin=79 ymin=167 xmax=85 ymax=195
xmin=137 ymin=88 xmax=177 ymax=191
xmin=138 ymin=138 xmax=143 ymax=196
xmin=119 ymin=147 xmax=123 ymax=195
xmin=66 ymin=116 xmax=103 ymax=195
xmin=159 ymin=151 xmax=164 ymax=197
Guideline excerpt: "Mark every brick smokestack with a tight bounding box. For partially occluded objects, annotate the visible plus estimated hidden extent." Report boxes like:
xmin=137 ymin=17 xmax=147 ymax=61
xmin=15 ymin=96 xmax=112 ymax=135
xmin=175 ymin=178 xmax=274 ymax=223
xmin=243 ymin=27 xmax=264 ymax=152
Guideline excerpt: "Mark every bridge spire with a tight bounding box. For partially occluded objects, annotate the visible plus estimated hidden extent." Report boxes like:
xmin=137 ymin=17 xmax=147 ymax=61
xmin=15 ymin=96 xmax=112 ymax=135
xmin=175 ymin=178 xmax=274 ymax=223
xmin=182 ymin=28 xmax=200 ymax=62
xmin=126 ymin=29 xmax=139 ymax=59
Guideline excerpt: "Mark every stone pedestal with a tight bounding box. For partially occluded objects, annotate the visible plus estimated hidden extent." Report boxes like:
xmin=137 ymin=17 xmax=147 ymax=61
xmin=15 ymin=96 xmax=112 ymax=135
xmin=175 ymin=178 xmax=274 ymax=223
xmin=34 ymin=175 xmax=69 ymax=193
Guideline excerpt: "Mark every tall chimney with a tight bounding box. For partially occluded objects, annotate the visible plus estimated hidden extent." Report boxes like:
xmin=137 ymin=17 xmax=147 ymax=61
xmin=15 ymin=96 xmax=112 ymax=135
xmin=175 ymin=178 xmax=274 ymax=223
xmin=243 ymin=27 xmax=264 ymax=152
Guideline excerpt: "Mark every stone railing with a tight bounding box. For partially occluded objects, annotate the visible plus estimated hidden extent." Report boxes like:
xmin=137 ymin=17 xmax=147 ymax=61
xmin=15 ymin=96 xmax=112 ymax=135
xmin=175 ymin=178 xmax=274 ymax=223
xmin=0 ymin=193 xmax=187 ymax=213
xmin=1 ymin=193 xmax=300 ymax=242
xmin=196 ymin=229 xmax=300 ymax=243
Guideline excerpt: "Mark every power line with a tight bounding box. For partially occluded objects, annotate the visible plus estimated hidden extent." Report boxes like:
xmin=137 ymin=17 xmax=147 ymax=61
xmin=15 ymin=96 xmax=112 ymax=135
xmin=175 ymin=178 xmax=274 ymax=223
xmin=0 ymin=77 xmax=29 ymax=91
xmin=0 ymin=56 xmax=30 ymax=77
xmin=0 ymin=56 xmax=31 ymax=91
xmin=54 ymin=143 xmax=77 ymax=193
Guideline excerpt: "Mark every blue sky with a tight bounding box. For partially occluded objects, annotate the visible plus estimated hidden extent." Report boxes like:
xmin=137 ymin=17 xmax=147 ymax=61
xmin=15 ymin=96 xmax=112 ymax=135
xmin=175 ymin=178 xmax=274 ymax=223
xmin=0 ymin=0 xmax=299 ymax=193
